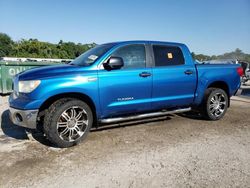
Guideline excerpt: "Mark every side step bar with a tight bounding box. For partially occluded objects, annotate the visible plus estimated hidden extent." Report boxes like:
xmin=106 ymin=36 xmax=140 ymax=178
xmin=100 ymin=107 xmax=191 ymax=124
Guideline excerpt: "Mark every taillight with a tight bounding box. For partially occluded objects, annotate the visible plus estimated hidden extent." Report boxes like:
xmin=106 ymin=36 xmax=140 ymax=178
xmin=237 ymin=67 xmax=244 ymax=77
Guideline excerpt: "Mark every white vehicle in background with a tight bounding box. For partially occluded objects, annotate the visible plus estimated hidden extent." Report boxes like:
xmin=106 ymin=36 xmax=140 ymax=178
xmin=246 ymin=68 xmax=250 ymax=78
xmin=239 ymin=61 xmax=250 ymax=85
xmin=0 ymin=57 xmax=73 ymax=63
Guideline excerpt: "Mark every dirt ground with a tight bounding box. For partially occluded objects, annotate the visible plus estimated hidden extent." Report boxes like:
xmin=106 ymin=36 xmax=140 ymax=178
xmin=0 ymin=95 xmax=250 ymax=188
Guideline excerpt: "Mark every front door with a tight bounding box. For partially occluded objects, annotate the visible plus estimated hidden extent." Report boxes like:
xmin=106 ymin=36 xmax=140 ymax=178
xmin=98 ymin=44 xmax=152 ymax=118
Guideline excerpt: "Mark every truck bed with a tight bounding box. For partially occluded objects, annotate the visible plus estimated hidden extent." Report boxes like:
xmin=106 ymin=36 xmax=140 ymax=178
xmin=194 ymin=63 xmax=241 ymax=105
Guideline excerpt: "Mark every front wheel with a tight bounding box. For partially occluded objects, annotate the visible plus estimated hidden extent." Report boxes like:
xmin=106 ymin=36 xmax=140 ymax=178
xmin=202 ymin=88 xmax=228 ymax=120
xmin=43 ymin=98 xmax=93 ymax=148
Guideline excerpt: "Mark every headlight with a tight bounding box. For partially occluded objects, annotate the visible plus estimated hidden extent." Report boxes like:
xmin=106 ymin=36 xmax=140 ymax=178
xmin=18 ymin=80 xmax=41 ymax=93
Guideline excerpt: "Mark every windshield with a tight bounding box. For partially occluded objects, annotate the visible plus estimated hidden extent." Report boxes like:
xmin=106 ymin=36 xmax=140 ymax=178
xmin=70 ymin=44 xmax=114 ymax=66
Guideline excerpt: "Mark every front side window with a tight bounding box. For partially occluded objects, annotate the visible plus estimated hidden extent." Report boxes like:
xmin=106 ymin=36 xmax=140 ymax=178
xmin=153 ymin=45 xmax=184 ymax=66
xmin=111 ymin=44 xmax=146 ymax=69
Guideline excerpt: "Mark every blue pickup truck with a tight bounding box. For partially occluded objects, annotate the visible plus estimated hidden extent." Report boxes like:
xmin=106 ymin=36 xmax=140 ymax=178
xmin=9 ymin=41 xmax=243 ymax=147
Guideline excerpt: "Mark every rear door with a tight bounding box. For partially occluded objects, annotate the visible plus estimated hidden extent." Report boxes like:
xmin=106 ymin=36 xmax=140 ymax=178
xmin=151 ymin=44 xmax=197 ymax=110
xmin=98 ymin=44 xmax=152 ymax=118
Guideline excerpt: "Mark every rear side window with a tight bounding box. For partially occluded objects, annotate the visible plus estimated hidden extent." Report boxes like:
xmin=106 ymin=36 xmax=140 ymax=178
xmin=153 ymin=45 xmax=184 ymax=66
xmin=111 ymin=44 xmax=146 ymax=69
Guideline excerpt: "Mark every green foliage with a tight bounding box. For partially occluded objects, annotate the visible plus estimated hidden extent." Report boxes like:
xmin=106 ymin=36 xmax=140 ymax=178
xmin=192 ymin=53 xmax=212 ymax=61
xmin=0 ymin=33 xmax=96 ymax=59
xmin=0 ymin=33 xmax=14 ymax=57
xmin=192 ymin=49 xmax=250 ymax=63
xmin=0 ymin=33 xmax=249 ymax=63
xmin=216 ymin=48 xmax=250 ymax=62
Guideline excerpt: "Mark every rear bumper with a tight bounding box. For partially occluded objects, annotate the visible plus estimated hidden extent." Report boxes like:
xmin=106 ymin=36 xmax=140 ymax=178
xmin=9 ymin=107 xmax=38 ymax=129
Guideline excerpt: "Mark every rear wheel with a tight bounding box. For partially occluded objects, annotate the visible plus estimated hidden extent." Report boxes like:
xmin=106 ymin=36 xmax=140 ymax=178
xmin=43 ymin=98 xmax=93 ymax=148
xmin=202 ymin=88 xmax=228 ymax=120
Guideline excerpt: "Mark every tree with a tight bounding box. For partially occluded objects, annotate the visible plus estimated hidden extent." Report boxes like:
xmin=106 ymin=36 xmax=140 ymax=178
xmin=235 ymin=48 xmax=242 ymax=54
xmin=0 ymin=33 xmax=14 ymax=57
xmin=1 ymin=32 xmax=247 ymax=63
xmin=58 ymin=40 xmax=63 ymax=45
xmin=194 ymin=54 xmax=211 ymax=61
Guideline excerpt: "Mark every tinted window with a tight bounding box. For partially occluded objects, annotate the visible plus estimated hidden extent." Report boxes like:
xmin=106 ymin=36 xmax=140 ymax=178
xmin=111 ymin=44 xmax=146 ymax=69
xmin=153 ymin=45 xmax=184 ymax=66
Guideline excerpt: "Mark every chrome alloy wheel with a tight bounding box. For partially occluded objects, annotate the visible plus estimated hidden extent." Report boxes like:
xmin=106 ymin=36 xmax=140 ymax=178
xmin=56 ymin=106 xmax=88 ymax=142
xmin=209 ymin=93 xmax=227 ymax=118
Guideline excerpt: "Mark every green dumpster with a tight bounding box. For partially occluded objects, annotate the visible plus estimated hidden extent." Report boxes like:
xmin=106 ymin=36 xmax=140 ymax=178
xmin=0 ymin=61 xmax=59 ymax=94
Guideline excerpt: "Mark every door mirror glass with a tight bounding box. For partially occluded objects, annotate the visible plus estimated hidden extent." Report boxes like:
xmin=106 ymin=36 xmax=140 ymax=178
xmin=104 ymin=56 xmax=124 ymax=70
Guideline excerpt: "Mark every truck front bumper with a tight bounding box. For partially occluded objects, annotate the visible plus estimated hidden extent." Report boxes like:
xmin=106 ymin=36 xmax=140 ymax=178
xmin=9 ymin=107 xmax=38 ymax=129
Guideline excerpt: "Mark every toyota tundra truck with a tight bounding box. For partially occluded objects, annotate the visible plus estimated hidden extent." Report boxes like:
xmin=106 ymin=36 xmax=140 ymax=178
xmin=9 ymin=41 xmax=243 ymax=147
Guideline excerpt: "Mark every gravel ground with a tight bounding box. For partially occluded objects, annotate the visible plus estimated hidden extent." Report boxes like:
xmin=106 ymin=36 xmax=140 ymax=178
xmin=0 ymin=95 xmax=250 ymax=188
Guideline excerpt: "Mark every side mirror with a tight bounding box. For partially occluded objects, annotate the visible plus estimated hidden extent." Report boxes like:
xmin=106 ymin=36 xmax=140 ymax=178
xmin=104 ymin=57 xmax=124 ymax=70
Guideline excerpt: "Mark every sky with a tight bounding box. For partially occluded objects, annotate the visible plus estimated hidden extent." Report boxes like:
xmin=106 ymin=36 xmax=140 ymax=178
xmin=0 ymin=0 xmax=249 ymax=55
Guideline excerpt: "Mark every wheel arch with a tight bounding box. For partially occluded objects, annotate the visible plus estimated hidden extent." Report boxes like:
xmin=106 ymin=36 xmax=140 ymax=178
xmin=38 ymin=92 xmax=98 ymax=128
xmin=206 ymin=81 xmax=230 ymax=107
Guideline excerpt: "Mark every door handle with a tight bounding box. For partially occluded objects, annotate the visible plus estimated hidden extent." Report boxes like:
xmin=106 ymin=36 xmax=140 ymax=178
xmin=184 ymin=70 xmax=193 ymax=75
xmin=139 ymin=72 xmax=151 ymax=77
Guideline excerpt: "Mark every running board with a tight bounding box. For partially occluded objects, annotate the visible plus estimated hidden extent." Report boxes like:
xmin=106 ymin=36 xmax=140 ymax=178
xmin=100 ymin=107 xmax=191 ymax=124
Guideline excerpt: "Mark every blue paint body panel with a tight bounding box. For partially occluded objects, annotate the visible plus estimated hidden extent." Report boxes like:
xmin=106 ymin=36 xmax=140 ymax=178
xmin=9 ymin=41 xmax=241 ymax=120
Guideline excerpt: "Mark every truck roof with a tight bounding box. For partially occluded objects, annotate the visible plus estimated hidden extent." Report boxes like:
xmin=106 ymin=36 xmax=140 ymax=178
xmin=103 ymin=40 xmax=186 ymax=47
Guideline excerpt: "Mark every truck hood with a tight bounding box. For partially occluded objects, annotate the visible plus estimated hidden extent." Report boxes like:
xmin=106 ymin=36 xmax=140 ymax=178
xmin=18 ymin=64 xmax=89 ymax=80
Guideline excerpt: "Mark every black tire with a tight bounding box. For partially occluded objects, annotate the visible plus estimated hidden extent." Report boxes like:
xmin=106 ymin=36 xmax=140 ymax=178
xmin=202 ymin=88 xmax=228 ymax=120
xmin=43 ymin=98 xmax=93 ymax=148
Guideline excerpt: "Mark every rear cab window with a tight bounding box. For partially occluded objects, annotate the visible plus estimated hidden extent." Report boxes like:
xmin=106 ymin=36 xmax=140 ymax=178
xmin=152 ymin=45 xmax=185 ymax=67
